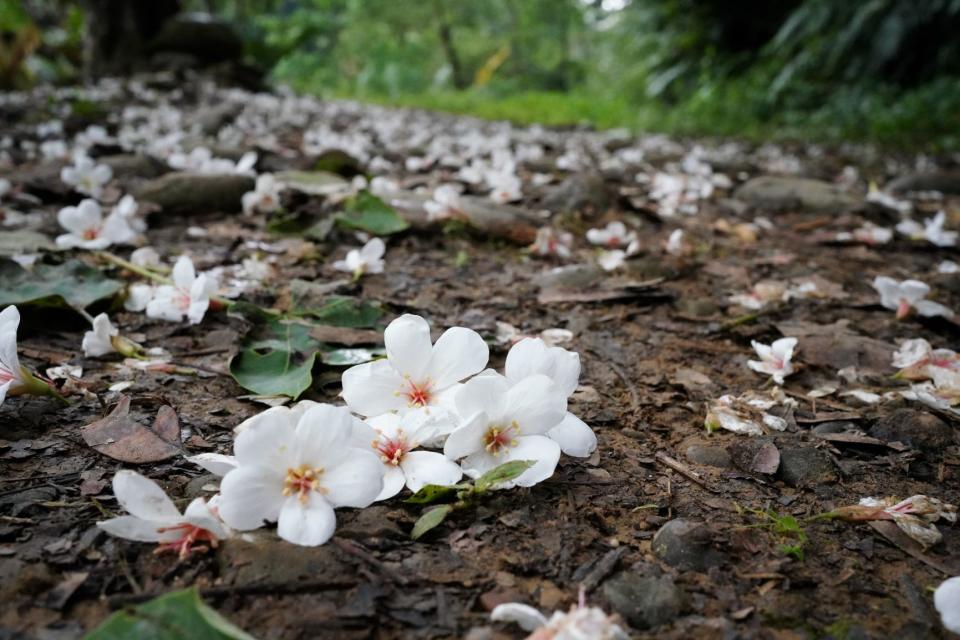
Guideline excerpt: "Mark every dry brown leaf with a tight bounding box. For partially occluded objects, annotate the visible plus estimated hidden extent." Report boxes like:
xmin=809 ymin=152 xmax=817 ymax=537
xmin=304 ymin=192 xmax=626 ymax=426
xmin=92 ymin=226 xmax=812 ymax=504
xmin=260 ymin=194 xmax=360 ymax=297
xmin=81 ymin=396 xmax=181 ymax=464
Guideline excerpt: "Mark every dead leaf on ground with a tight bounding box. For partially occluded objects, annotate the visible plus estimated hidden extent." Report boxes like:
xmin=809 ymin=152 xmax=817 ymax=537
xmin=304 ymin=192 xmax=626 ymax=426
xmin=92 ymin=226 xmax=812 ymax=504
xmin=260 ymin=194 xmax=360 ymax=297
xmin=80 ymin=396 xmax=181 ymax=463
xmin=308 ymin=325 xmax=383 ymax=345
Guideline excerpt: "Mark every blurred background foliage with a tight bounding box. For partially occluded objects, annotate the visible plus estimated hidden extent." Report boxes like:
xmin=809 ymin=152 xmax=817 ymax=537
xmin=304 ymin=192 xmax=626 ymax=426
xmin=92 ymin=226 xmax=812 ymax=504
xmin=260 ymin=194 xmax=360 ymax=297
xmin=5 ymin=0 xmax=960 ymax=149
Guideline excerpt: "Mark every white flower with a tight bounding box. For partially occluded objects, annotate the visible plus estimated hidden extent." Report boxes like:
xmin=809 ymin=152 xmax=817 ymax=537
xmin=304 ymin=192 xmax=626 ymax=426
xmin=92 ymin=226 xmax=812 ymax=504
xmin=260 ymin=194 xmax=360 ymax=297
xmin=242 ymin=173 xmax=282 ymax=216
xmin=491 ymin=598 xmax=628 ymax=640
xmin=188 ymin=452 xmax=238 ymax=476
xmin=333 ymin=238 xmax=385 ymax=278
xmin=424 ymin=185 xmax=463 ymax=222
xmin=60 ymin=155 xmax=112 ymax=198
xmin=366 ymin=412 xmax=463 ymax=500
xmin=747 ymin=337 xmax=797 ymax=385
xmin=892 ymin=338 xmax=958 ymax=372
xmin=487 ymin=171 xmax=522 ymax=204
xmin=56 ymin=199 xmax=137 ymax=250
xmin=586 ymin=221 xmax=636 ymax=249
xmin=112 ymin=194 xmax=146 ymax=232
xmin=866 ymin=187 xmax=912 ymax=214
xmin=146 ymin=256 xmax=211 ymax=324
xmin=729 ymin=281 xmax=788 ymax=310
xmin=444 ymin=372 xmax=566 ymax=487
xmin=82 ymin=313 xmax=119 ymax=357
xmin=529 ymin=227 xmax=573 ymax=259
xmin=217 ymin=403 xmax=383 ymax=546
xmin=665 ymin=228 xmax=685 ymax=255
xmin=0 ymin=306 xmax=27 ymax=405
xmin=935 ymin=576 xmax=960 ymax=634
xmin=597 ymin=249 xmax=627 ymax=272
xmin=896 ymin=211 xmax=957 ymax=247
xmin=836 ymin=222 xmax=892 ymax=245
xmin=125 ymin=283 xmax=155 ymax=311
xmin=97 ymin=470 xmax=229 ymax=558
xmin=342 ymin=314 xmax=488 ymax=434
xmin=872 ymin=276 xmax=953 ymax=319
xmin=504 ymin=337 xmax=596 ymax=457
xmin=846 ymin=495 xmax=957 ymax=548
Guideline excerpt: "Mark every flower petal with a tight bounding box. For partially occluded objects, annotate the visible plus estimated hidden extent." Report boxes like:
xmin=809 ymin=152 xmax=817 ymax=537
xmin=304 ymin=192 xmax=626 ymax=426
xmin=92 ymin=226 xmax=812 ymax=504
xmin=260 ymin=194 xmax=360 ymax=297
xmin=427 ymin=326 xmax=489 ymax=389
xmin=112 ymin=470 xmax=180 ymax=521
xmin=183 ymin=498 xmax=229 ymax=540
xmin=217 ymin=466 xmax=284 ymax=530
xmin=375 ymin=464 xmax=407 ymax=501
xmin=455 ymin=373 xmax=510 ymax=424
xmin=293 ymin=403 xmax=356 ymax=468
xmin=443 ymin=411 xmax=490 ymax=460
xmin=504 ymin=435 xmax=561 ymax=487
xmin=503 ymin=374 xmax=567 ymax=435
xmin=505 ymin=338 xmax=580 ymax=397
xmin=276 ymin=494 xmax=336 ymax=546
xmin=322 ymin=448 xmax=384 ymax=508
xmin=341 ymin=359 xmax=407 ymax=416
xmin=233 ymin=410 xmax=297 ymax=469
xmin=547 ymin=412 xmax=597 ymax=457
xmin=187 ymin=453 xmax=238 ymax=476
xmin=384 ymin=314 xmax=433 ymax=380
xmin=400 ymin=450 xmax=463 ymax=493
xmin=97 ymin=515 xmax=174 ymax=542
xmin=490 ymin=603 xmax=547 ymax=632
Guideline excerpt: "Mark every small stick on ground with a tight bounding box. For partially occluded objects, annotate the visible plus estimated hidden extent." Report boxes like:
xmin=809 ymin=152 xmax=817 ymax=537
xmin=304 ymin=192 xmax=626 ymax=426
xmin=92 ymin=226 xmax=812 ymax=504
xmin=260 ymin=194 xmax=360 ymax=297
xmin=655 ymin=451 xmax=719 ymax=493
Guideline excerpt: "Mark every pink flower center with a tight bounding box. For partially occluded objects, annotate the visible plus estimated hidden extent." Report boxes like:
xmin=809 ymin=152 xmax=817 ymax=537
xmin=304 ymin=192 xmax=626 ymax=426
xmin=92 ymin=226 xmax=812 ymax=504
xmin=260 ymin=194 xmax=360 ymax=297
xmin=0 ymin=366 xmax=14 ymax=384
xmin=82 ymin=227 xmax=101 ymax=240
xmin=373 ymin=428 xmax=410 ymax=465
xmin=896 ymin=299 xmax=913 ymax=319
xmin=175 ymin=289 xmax=191 ymax=312
xmin=401 ymin=379 xmax=432 ymax=407
xmin=606 ymin=237 xmax=621 ymax=249
xmin=283 ymin=465 xmax=327 ymax=503
xmin=154 ymin=523 xmax=218 ymax=559
xmin=483 ymin=421 xmax=520 ymax=456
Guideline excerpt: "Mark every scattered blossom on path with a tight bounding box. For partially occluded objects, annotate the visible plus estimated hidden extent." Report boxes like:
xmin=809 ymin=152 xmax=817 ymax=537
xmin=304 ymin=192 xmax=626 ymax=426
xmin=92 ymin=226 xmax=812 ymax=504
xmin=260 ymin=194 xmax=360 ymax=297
xmin=60 ymin=155 xmax=112 ymax=198
xmin=424 ymin=185 xmax=463 ymax=222
xmin=896 ymin=211 xmax=957 ymax=247
xmin=82 ymin=313 xmax=119 ymax=357
xmin=935 ymin=576 xmax=960 ymax=634
xmin=586 ymin=221 xmax=637 ymax=249
xmin=146 ymin=256 xmax=213 ymax=325
xmin=529 ymin=227 xmax=573 ymax=259
xmin=333 ymin=237 xmax=385 ymax=278
xmin=242 ymin=173 xmax=282 ymax=216
xmin=0 ymin=306 xmax=26 ymax=406
xmin=491 ymin=594 xmax=628 ymax=639
xmin=872 ymin=276 xmax=953 ymax=319
xmin=56 ymin=199 xmax=137 ymax=250
xmin=747 ymin=337 xmax=797 ymax=385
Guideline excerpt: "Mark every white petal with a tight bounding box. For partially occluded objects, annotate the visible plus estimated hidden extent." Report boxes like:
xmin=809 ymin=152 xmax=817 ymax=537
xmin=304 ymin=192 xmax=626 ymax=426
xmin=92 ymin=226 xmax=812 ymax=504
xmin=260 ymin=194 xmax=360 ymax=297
xmin=427 ymin=326 xmax=489 ymax=389
xmin=916 ymin=300 xmax=953 ymax=318
xmin=0 ymin=305 xmax=21 ymax=376
xmin=171 ymin=256 xmax=196 ymax=289
xmin=400 ymin=450 xmax=463 ymax=493
xmin=187 ymin=453 xmax=238 ymax=476
xmin=443 ymin=411 xmax=490 ymax=460
xmin=341 ymin=359 xmax=407 ymax=416
xmin=233 ymin=410 xmax=297 ymax=468
xmin=375 ymin=464 xmax=407 ymax=501
xmin=322 ymin=448 xmax=384 ymax=508
xmin=384 ymin=314 xmax=433 ymax=380
xmin=503 ymin=374 xmax=567 ymax=435
xmin=217 ymin=466 xmax=284 ymax=530
xmin=935 ymin=576 xmax=960 ymax=634
xmin=183 ymin=497 xmax=229 ymax=540
xmin=125 ymin=284 xmax=154 ymax=311
xmin=455 ymin=373 xmax=510 ymax=424
xmin=97 ymin=515 xmax=174 ymax=542
xmin=112 ymin=470 xmax=180 ymax=521
xmin=504 ymin=435 xmax=561 ymax=487
xmin=490 ymin=603 xmax=547 ymax=631
xmin=900 ymin=279 xmax=931 ymax=304
xmin=360 ymin=237 xmax=385 ymax=261
xmin=292 ymin=404 xmax=355 ymax=468
xmin=547 ymin=412 xmax=597 ymax=457
xmin=505 ymin=338 xmax=580 ymax=397
xmin=276 ymin=494 xmax=336 ymax=546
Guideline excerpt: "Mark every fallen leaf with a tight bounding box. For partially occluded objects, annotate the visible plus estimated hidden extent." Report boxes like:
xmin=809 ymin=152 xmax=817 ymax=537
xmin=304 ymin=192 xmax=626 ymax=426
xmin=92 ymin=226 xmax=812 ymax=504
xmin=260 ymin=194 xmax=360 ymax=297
xmin=81 ymin=396 xmax=181 ymax=463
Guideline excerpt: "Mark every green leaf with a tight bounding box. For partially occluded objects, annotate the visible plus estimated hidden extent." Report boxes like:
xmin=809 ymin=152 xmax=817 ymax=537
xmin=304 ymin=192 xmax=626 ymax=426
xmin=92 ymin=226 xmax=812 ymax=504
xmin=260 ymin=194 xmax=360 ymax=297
xmin=0 ymin=259 xmax=122 ymax=310
xmin=297 ymin=293 xmax=382 ymax=328
xmin=320 ymin=347 xmax=384 ymax=366
xmin=334 ymin=190 xmax=409 ymax=235
xmin=405 ymin=483 xmax=470 ymax=505
xmin=229 ymin=316 xmax=321 ymax=399
xmin=411 ymin=504 xmax=454 ymax=540
xmin=474 ymin=460 xmax=535 ymax=493
xmin=85 ymin=587 xmax=255 ymax=640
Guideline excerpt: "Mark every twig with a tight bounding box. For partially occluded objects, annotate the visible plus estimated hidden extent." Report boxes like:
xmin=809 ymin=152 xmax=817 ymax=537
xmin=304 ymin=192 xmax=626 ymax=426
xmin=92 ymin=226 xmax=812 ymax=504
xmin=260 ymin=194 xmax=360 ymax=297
xmin=655 ymin=451 xmax=718 ymax=493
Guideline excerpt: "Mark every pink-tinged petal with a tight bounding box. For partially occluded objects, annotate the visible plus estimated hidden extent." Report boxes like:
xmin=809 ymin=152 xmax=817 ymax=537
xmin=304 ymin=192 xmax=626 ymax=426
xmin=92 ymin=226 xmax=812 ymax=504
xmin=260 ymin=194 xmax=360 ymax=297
xmin=341 ymin=359 xmax=407 ymax=416
xmin=97 ymin=515 xmax=176 ymax=542
xmin=112 ymin=470 xmax=180 ymax=521
xmin=504 ymin=435 xmax=561 ymax=487
xmin=187 ymin=453 xmax=238 ymax=476
xmin=171 ymin=256 xmax=196 ymax=289
xmin=183 ymin=498 xmax=230 ymax=539
xmin=0 ymin=380 xmax=11 ymax=406
xmin=490 ymin=603 xmax=547 ymax=632
xmin=400 ymin=450 xmax=463 ymax=493
xmin=505 ymin=338 xmax=580 ymax=397
xmin=427 ymin=326 xmax=489 ymax=389
xmin=503 ymin=374 xmax=567 ymax=435
xmin=443 ymin=411 xmax=490 ymax=460
xmin=455 ymin=374 xmax=510 ymax=424
xmin=322 ymin=448 xmax=383 ymax=508
xmin=384 ymin=314 xmax=433 ymax=380
xmin=218 ymin=466 xmax=284 ymax=530
xmin=233 ymin=411 xmax=297 ymax=468
xmin=276 ymin=494 xmax=336 ymax=546
xmin=547 ymin=412 xmax=597 ymax=457
xmin=900 ymin=279 xmax=931 ymax=304
xmin=292 ymin=404 xmax=356 ymax=468
xmin=375 ymin=464 xmax=407 ymax=501
xmin=58 ymin=200 xmax=101 ymax=235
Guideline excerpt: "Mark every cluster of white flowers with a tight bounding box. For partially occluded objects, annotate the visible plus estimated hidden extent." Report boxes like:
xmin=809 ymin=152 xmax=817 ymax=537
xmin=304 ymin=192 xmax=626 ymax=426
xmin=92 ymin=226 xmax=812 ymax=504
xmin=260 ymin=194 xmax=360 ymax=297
xmin=97 ymin=314 xmax=596 ymax=549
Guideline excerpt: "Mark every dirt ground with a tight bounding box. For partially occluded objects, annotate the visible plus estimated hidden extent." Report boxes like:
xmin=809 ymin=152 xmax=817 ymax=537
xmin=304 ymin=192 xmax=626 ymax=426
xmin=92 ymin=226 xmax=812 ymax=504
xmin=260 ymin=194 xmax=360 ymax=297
xmin=1 ymin=75 xmax=959 ymax=639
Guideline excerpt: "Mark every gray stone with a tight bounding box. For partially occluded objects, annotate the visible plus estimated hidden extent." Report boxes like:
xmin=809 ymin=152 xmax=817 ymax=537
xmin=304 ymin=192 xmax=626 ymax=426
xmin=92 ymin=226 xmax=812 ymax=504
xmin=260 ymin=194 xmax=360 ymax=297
xmin=275 ymin=170 xmax=349 ymax=196
xmin=651 ymin=519 xmax=724 ymax=571
xmin=888 ymin=171 xmax=960 ymax=195
xmin=0 ymin=230 xmax=54 ymax=257
xmin=778 ymin=447 xmax=837 ymax=487
xmin=735 ymin=176 xmax=861 ymax=212
xmin=870 ymin=409 xmax=955 ymax=452
xmin=603 ymin=571 xmax=687 ymax=630
xmin=100 ymin=154 xmax=169 ymax=179
xmin=542 ymin=173 xmax=613 ymax=213
xmin=219 ymin=537 xmax=355 ymax=587
xmin=135 ymin=171 xmax=254 ymax=213
xmin=727 ymin=438 xmax=780 ymax=475
xmin=685 ymin=444 xmax=733 ymax=469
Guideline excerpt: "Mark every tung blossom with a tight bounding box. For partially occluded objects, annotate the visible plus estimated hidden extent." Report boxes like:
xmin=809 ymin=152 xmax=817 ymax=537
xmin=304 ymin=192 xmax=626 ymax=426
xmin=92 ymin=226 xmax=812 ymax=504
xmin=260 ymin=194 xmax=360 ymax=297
xmin=97 ymin=470 xmax=229 ymax=558
xmin=491 ymin=593 xmax=628 ymax=640
xmin=0 ymin=306 xmax=57 ymax=405
xmin=342 ymin=314 xmax=488 ymax=437
xmin=217 ymin=403 xmax=383 ymax=546
xmin=56 ymin=199 xmax=137 ymax=250
xmin=444 ymin=372 xmax=566 ymax=487
xmin=892 ymin=338 xmax=959 ymax=380
xmin=82 ymin=313 xmax=119 ymax=357
xmin=832 ymin=495 xmax=957 ymax=548
xmin=872 ymin=276 xmax=953 ymax=319
xmin=747 ymin=337 xmax=797 ymax=385
xmin=935 ymin=577 xmax=960 ymax=634
xmin=146 ymin=256 xmax=212 ymax=325
xmin=333 ymin=237 xmax=385 ymax=278
xmin=366 ymin=412 xmax=463 ymax=500
xmin=896 ymin=211 xmax=957 ymax=247
xmin=242 ymin=173 xmax=282 ymax=216
xmin=529 ymin=227 xmax=573 ymax=259
xmin=60 ymin=155 xmax=112 ymax=198
xmin=424 ymin=184 xmax=463 ymax=222
xmin=586 ymin=221 xmax=637 ymax=249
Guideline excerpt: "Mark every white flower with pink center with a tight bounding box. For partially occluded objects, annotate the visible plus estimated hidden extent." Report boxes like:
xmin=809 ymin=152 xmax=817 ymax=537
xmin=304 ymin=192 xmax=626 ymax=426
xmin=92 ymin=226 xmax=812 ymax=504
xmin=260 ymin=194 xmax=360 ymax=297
xmin=504 ymin=338 xmax=597 ymax=458
xmin=873 ymin=276 xmax=953 ymax=320
xmin=60 ymin=154 xmax=112 ymax=198
xmin=366 ymin=412 xmax=463 ymax=501
xmin=242 ymin=173 xmax=282 ymax=216
xmin=491 ymin=591 xmax=629 ymax=639
xmin=146 ymin=256 xmax=212 ymax=325
xmin=0 ymin=306 xmax=26 ymax=405
xmin=586 ymin=221 xmax=637 ymax=249
xmin=444 ymin=372 xmax=566 ymax=487
xmin=217 ymin=403 xmax=383 ymax=547
xmin=529 ymin=227 xmax=573 ymax=259
xmin=56 ymin=199 xmax=137 ymax=250
xmin=747 ymin=337 xmax=797 ymax=385
xmin=424 ymin=184 xmax=463 ymax=222
xmin=333 ymin=237 xmax=385 ymax=278
xmin=97 ymin=470 xmax=230 ymax=559
xmin=341 ymin=314 xmax=489 ymax=437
